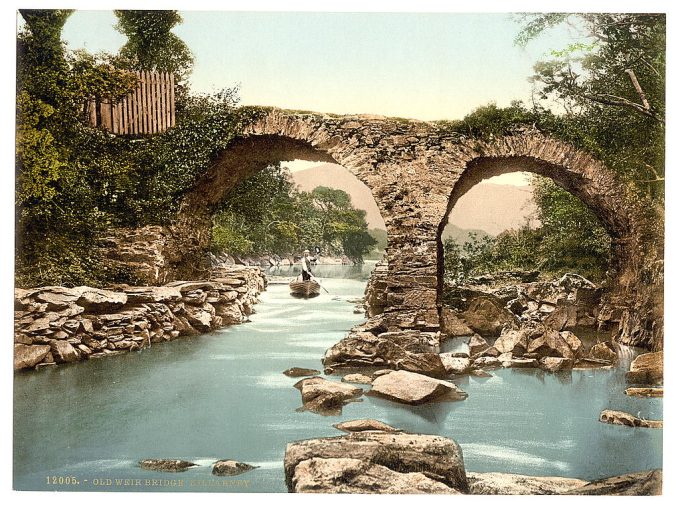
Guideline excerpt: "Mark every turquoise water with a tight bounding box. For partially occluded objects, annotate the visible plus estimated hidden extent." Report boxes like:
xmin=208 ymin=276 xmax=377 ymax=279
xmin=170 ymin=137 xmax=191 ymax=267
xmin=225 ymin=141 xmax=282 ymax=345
xmin=13 ymin=263 xmax=662 ymax=492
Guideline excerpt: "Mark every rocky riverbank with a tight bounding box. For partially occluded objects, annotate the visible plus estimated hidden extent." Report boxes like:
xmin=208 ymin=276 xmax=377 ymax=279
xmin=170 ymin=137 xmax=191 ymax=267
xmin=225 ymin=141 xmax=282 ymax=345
xmin=14 ymin=265 xmax=266 ymax=371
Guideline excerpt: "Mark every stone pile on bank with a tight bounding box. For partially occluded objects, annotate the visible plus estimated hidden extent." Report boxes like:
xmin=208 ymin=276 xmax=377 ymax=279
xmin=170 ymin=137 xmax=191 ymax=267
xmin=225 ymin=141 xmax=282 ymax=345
xmin=14 ymin=266 xmax=266 ymax=371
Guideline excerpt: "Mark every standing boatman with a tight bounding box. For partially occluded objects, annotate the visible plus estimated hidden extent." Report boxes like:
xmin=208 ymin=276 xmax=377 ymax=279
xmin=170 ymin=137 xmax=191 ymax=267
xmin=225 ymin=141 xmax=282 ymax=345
xmin=300 ymin=249 xmax=313 ymax=281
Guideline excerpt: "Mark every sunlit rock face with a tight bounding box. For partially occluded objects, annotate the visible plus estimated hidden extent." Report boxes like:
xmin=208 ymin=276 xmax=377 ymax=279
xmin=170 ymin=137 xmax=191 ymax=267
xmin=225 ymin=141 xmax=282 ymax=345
xmin=106 ymin=107 xmax=663 ymax=350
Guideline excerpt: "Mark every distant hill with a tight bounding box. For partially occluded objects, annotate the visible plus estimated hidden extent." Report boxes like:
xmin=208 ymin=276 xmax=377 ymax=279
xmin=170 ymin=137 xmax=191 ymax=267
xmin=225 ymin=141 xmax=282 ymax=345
xmin=442 ymin=224 xmax=493 ymax=244
xmin=290 ymin=163 xmax=538 ymax=235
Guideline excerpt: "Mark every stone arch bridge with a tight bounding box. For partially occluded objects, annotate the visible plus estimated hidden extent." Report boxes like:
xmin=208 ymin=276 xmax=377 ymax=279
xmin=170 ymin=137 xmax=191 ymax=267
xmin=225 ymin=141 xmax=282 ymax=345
xmin=106 ymin=108 xmax=663 ymax=350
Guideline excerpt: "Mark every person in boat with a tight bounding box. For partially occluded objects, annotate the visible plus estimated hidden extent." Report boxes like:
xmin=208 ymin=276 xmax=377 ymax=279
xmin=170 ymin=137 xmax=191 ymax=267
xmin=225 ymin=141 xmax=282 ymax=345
xmin=300 ymin=249 xmax=314 ymax=281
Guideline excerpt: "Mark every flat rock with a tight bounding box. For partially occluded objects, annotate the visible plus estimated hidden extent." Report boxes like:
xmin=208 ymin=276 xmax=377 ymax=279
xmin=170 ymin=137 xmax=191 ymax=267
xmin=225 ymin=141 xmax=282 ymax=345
xmin=139 ymin=459 xmax=197 ymax=472
xmin=567 ymin=469 xmax=662 ymax=496
xmin=212 ymin=459 xmax=257 ymax=476
xmin=14 ymin=344 xmax=51 ymax=370
xmin=599 ymin=409 xmax=662 ymax=429
xmin=467 ymin=472 xmax=588 ymax=495
xmin=503 ymin=358 xmax=538 ymax=369
xmin=284 ymin=431 xmax=468 ymax=492
xmin=370 ymin=370 xmax=467 ymax=405
xmin=341 ymin=373 xmax=373 ymax=384
xmin=626 ymin=351 xmax=663 ymax=385
xmin=283 ymin=367 xmax=320 ymax=378
xmin=74 ymin=287 xmax=127 ymax=312
xmin=333 ymin=419 xmax=400 ymax=433
xmin=625 ymin=387 xmax=663 ymax=397
xmin=122 ymin=286 xmax=182 ymax=304
xmin=291 ymin=457 xmax=459 ymax=494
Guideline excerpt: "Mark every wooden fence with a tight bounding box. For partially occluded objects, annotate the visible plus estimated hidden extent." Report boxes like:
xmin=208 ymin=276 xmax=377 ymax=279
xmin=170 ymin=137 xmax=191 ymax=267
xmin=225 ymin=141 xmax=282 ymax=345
xmin=87 ymin=70 xmax=175 ymax=135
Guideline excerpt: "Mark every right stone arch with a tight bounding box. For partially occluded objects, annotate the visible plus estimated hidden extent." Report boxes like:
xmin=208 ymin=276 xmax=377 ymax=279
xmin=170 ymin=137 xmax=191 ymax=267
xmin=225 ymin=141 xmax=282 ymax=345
xmin=435 ymin=130 xmax=664 ymax=349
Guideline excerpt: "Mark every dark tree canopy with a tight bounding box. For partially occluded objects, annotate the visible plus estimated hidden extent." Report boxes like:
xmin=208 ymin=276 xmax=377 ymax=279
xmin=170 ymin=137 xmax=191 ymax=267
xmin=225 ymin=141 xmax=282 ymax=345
xmin=114 ymin=10 xmax=194 ymax=80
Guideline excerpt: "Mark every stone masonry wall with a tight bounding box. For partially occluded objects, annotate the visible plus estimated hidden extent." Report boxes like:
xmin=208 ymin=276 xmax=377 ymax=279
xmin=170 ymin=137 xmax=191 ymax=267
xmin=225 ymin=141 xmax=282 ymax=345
xmin=14 ymin=265 xmax=266 ymax=371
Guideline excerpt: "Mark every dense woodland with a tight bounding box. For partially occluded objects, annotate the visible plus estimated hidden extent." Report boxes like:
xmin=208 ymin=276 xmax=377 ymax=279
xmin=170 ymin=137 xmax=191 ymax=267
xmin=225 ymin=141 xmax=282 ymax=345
xmin=16 ymin=11 xmax=664 ymax=287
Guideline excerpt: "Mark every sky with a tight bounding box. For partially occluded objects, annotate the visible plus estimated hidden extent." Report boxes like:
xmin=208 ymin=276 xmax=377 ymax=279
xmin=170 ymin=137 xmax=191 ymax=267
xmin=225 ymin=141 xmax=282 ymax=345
xmin=60 ymin=10 xmax=582 ymax=121
xmin=58 ymin=10 xmax=584 ymax=186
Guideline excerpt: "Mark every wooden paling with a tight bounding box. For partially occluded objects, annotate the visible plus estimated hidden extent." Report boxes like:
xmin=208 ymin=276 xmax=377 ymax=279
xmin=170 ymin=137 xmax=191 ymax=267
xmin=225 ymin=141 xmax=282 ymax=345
xmin=90 ymin=70 xmax=175 ymax=135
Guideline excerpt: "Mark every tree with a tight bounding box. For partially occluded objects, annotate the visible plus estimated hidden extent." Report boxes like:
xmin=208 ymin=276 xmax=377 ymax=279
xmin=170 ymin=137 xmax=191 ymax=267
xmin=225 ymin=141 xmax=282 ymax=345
xmin=114 ymin=10 xmax=194 ymax=81
xmin=516 ymin=13 xmax=665 ymax=196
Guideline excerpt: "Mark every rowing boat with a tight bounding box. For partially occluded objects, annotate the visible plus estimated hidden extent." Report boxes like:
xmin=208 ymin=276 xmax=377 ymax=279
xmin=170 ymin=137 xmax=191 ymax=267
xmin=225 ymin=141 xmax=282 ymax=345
xmin=289 ymin=279 xmax=321 ymax=298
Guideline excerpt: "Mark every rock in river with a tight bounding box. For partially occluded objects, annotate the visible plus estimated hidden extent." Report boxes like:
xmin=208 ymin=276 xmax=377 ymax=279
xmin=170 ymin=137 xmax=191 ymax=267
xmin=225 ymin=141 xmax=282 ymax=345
xmin=291 ymin=457 xmax=459 ymax=494
xmin=333 ymin=419 xmax=400 ymax=433
xmin=599 ymin=409 xmax=662 ymax=429
xmin=294 ymin=376 xmax=362 ymax=415
xmin=212 ymin=459 xmax=257 ymax=476
xmin=369 ymin=370 xmax=467 ymax=405
xmin=283 ymin=367 xmax=320 ymax=378
xmin=139 ymin=459 xmax=197 ymax=472
xmin=284 ymin=431 xmax=468 ymax=493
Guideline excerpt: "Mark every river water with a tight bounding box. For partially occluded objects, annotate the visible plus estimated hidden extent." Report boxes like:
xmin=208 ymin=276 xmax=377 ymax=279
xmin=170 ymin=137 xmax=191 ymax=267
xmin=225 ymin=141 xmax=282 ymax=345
xmin=13 ymin=263 xmax=662 ymax=493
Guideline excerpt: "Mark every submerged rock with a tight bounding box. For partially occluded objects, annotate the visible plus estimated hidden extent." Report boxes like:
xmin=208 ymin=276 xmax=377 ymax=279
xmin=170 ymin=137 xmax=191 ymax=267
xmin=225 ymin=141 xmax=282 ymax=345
xmin=283 ymin=367 xmax=320 ymax=378
xmin=599 ymin=409 xmax=662 ymax=429
xmin=212 ymin=460 xmax=257 ymax=476
xmin=291 ymin=457 xmax=459 ymax=494
xmin=341 ymin=373 xmax=373 ymax=384
xmin=467 ymin=472 xmax=588 ymax=495
xmin=284 ymin=431 xmax=468 ymax=493
xmin=139 ymin=459 xmax=197 ymax=472
xmin=626 ymin=351 xmax=663 ymax=385
xmin=333 ymin=419 xmax=400 ymax=433
xmin=369 ymin=370 xmax=467 ymax=405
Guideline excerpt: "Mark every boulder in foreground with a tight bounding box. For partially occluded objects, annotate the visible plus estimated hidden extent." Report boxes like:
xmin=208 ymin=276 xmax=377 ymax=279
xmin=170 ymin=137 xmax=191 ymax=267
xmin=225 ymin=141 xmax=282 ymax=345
xmin=284 ymin=431 xmax=468 ymax=493
xmin=291 ymin=457 xmax=459 ymax=494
